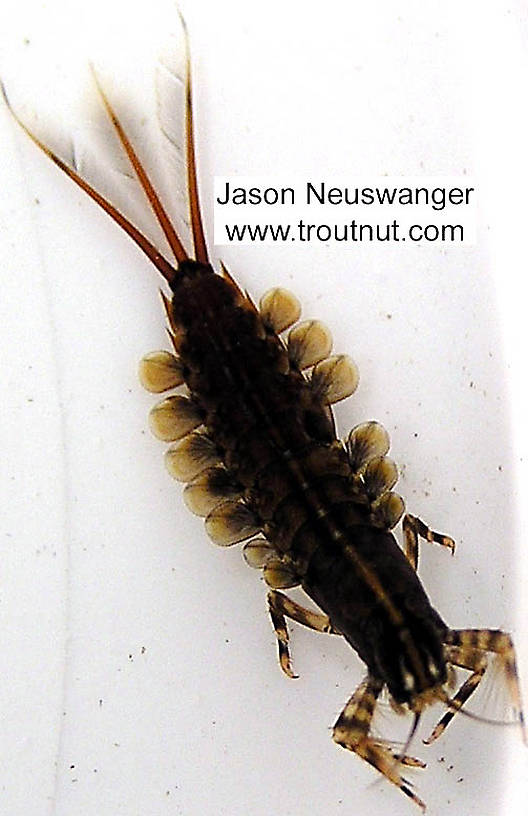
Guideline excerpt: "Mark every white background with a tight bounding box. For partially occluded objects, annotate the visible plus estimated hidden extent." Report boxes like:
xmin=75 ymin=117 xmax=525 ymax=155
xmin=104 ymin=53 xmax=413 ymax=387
xmin=1 ymin=1 xmax=528 ymax=815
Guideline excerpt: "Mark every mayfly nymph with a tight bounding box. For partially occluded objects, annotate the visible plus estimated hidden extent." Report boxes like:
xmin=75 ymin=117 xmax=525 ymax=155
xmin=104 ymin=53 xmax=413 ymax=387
xmin=3 ymin=16 xmax=525 ymax=812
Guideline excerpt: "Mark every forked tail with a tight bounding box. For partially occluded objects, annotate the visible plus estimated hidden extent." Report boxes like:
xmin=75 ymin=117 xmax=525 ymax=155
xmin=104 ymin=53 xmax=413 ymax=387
xmin=1 ymin=12 xmax=208 ymax=287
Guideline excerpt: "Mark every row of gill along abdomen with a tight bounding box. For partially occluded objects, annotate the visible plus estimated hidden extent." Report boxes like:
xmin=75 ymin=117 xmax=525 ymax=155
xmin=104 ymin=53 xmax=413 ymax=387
xmin=139 ymin=284 xmax=407 ymax=589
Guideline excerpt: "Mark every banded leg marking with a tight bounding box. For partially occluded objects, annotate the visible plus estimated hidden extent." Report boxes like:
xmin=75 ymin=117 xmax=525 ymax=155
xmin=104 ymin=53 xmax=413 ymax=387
xmin=333 ymin=677 xmax=426 ymax=811
xmin=424 ymin=646 xmax=487 ymax=744
xmin=267 ymin=590 xmax=339 ymax=679
xmin=402 ymin=513 xmax=455 ymax=571
xmin=425 ymin=629 xmax=525 ymax=744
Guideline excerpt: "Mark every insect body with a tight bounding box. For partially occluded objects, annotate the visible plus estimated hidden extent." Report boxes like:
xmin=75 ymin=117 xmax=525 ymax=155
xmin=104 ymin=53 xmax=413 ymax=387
xmin=4 ymin=20 xmax=525 ymax=812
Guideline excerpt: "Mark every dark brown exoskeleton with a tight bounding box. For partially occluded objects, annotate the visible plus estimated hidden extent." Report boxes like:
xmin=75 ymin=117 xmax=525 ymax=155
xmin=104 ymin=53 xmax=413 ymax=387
xmin=3 ymin=18 xmax=525 ymax=811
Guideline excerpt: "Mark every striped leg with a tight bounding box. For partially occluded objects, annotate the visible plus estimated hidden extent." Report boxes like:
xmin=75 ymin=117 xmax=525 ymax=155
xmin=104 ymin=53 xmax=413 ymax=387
xmin=424 ymin=645 xmax=487 ymax=744
xmin=402 ymin=513 xmax=455 ymax=571
xmin=267 ymin=590 xmax=339 ymax=679
xmin=425 ymin=628 xmax=525 ymax=744
xmin=333 ymin=677 xmax=426 ymax=811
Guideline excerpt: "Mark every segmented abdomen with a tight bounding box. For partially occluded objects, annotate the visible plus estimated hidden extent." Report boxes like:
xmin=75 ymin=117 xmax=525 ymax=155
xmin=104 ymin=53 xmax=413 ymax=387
xmin=142 ymin=261 xmax=404 ymax=591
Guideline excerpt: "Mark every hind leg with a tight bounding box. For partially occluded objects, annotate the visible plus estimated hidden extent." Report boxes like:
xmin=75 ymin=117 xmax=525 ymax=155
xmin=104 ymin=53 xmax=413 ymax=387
xmin=267 ymin=590 xmax=339 ymax=678
xmin=333 ymin=677 xmax=426 ymax=811
xmin=402 ymin=513 xmax=455 ymax=571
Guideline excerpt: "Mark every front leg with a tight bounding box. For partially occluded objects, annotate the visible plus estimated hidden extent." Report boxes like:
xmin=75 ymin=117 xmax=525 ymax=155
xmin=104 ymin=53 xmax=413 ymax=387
xmin=423 ymin=644 xmax=487 ymax=744
xmin=425 ymin=628 xmax=526 ymax=744
xmin=333 ymin=676 xmax=426 ymax=811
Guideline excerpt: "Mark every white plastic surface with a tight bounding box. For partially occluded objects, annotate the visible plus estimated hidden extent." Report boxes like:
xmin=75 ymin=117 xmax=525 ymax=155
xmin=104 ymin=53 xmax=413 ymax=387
xmin=1 ymin=2 xmax=527 ymax=815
